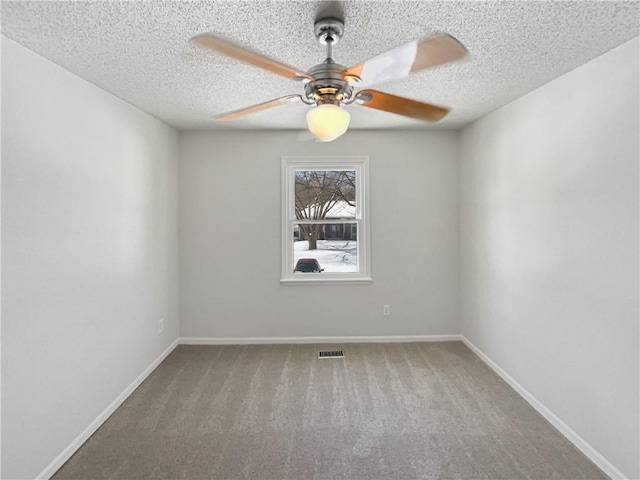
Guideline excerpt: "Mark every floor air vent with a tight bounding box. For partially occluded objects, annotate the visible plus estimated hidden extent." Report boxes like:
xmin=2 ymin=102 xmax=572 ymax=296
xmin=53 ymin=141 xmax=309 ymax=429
xmin=318 ymin=350 xmax=344 ymax=359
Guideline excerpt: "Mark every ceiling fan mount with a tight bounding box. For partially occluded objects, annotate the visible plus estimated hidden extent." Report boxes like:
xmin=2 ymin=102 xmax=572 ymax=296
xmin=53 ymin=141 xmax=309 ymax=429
xmin=190 ymin=15 xmax=468 ymax=141
xmin=314 ymin=17 xmax=344 ymax=47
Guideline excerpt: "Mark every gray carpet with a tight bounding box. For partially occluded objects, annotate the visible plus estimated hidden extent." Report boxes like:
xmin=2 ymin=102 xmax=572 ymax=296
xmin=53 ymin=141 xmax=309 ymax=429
xmin=53 ymin=342 xmax=606 ymax=479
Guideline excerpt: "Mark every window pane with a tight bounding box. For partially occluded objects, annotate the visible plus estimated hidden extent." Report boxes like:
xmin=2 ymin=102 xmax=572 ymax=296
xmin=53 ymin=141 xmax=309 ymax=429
xmin=293 ymin=223 xmax=358 ymax=273
xmin=282 ymin=157 xmax=369 ymax=284
xmin=294 ymin=170 xmax=356 ymax=220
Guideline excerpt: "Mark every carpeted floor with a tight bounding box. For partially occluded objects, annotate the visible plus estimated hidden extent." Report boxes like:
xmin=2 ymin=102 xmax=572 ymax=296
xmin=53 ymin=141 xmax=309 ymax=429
xmin=53 ymin=342 xmax=607 ymax=479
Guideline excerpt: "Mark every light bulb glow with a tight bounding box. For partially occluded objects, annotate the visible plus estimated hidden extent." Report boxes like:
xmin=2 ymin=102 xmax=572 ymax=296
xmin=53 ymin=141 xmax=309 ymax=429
xmin=306 ymin=104 xmax=351 ymax=142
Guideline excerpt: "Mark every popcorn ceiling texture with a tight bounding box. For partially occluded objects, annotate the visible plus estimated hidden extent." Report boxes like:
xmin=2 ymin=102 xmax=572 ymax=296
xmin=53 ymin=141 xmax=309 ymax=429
xmin=1 ymin=0 xmax=638 ymax=131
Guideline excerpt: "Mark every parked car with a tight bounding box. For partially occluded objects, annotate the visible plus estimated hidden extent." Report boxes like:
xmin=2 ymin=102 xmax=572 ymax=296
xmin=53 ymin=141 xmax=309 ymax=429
xmin=294 ymin=258 xmax=324 ymax=273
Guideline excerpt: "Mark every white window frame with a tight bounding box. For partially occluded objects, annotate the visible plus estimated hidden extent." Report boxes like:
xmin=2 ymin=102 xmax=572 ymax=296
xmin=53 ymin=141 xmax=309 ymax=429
xmin=281 ymin=156 xmax=371 ymax=285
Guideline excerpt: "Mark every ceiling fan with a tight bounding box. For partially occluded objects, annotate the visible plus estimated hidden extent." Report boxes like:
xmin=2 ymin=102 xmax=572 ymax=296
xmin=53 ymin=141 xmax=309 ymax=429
xmin=190 ymin=17 xmax=467 ymax=142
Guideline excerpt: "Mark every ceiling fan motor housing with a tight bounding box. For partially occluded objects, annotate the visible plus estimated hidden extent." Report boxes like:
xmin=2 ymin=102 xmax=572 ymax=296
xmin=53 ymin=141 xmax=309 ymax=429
xmin=304 ymin=62 xmax=353 ymax=106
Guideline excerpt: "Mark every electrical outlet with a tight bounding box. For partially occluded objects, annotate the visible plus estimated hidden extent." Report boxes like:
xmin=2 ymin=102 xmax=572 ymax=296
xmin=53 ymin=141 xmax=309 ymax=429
xmin=383 ymin=305 xmax=390 ymax=316
xmin=158 ymin=318 xmax=164 ymax=334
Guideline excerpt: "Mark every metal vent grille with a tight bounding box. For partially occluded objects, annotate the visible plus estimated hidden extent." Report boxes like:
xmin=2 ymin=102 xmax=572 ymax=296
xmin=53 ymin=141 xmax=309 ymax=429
xmin=318 ymin=350 xmax=344 ymax=358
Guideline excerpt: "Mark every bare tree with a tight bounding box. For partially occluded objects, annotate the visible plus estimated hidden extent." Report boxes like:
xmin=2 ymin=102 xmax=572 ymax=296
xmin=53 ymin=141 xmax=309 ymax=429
xmin=295 ymin=170 xmax=355 ymax=250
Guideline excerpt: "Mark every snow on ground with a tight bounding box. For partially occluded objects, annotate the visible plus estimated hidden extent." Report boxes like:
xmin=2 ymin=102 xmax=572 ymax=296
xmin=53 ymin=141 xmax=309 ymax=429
xmin=294 ymin=240 xmax=357 ymax=273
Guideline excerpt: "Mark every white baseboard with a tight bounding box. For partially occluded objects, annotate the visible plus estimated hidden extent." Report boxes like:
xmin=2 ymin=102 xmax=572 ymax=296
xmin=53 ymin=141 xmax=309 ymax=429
xmin=460 ymin=336 xmax=626 ymax=480
xmin=179 ymin=334 xmax=462 ymax=345
xmin=35 ymin=338 xmax=180 ymax=480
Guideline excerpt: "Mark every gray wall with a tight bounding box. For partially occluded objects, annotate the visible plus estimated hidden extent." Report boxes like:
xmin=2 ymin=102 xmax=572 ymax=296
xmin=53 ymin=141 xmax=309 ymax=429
xmin=459 ymin=38 xmax=639 ymax=478
xmin=1 ymin=38 xmax=180 ymax=479
xmin=179 ymin=130 xmax=460 ymax=339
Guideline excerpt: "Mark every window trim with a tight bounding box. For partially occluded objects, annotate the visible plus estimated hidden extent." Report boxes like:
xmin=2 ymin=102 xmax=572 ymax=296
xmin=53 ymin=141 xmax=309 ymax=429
xmin=281 ymin=156 xmax=372 ymax=285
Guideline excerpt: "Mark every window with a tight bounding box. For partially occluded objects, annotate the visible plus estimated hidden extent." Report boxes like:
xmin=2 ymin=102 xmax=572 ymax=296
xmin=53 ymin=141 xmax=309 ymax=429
xmin=281 ymin=156 xmax=371 ymax=284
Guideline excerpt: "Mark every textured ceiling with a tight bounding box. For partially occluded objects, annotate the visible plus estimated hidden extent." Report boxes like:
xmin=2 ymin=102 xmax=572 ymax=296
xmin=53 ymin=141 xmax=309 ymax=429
xmin=2 ymin=1 xmax=639 ymax=131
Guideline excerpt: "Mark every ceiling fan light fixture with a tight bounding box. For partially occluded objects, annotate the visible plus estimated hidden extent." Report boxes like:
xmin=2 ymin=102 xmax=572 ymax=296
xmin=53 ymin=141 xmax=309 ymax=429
xmin=306 ymin=103 xmax=350 ymax=142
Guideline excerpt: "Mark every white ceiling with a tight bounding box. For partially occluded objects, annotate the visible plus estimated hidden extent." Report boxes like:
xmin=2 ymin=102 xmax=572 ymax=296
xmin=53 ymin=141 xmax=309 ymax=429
xmin=2 ymin=1 xmax=638 ymax=131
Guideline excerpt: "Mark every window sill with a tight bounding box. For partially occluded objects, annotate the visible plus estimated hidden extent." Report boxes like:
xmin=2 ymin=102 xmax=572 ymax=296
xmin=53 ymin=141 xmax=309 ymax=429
xmin=280 ymin=277 xmax=373 ymax=286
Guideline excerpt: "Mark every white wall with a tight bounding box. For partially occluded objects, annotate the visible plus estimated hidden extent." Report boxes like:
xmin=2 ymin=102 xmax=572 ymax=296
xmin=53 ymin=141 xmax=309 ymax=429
xmin=180 ymin=130 xmax=459 ymax=339
xmin=4 ymin=26 xmax=636 ymax=480
xmin=459 ymin=37 xmax=639 ymax=479
xmin=1 ymin=37 xmax=180 ymax=479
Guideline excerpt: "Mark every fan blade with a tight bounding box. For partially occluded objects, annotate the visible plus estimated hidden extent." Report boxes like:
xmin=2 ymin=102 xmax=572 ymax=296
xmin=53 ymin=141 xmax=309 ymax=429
xmin=343 ymin=35 xmax=467 ymax=87
xmin=214 ymin=95 xmax=303 ymax=121
xmin=191 ymin=34 xmax=314 ymax=82
xmin=355 ymin=90 xmax=450 ymax=122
